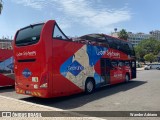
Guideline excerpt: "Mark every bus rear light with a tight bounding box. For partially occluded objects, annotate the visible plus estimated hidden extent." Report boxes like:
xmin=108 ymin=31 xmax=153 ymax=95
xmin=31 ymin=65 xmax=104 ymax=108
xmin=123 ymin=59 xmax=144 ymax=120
xmin=34 ymin=84 xmax=38 ymax=89
xmin=40 ymin=83 xmax=48 ymax=88
xmin=40 ymin=72 xmax=48 ymax=89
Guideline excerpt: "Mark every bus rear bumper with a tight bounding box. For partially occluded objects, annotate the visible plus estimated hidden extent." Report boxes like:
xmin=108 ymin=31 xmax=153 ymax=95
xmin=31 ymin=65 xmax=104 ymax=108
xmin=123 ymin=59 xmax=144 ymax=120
xmin=15 ymin=86 xmax=50 ymax=98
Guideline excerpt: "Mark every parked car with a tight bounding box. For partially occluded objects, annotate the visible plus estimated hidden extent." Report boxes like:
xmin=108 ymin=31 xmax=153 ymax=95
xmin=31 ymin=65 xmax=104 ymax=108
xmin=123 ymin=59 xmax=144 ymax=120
xmin=150 ymin=64 xmax=160 ymax=70
xmin=136 ymin=62 xmax=141 ymax=68
xmin=144 ymin=64 xmax=151 ymax=70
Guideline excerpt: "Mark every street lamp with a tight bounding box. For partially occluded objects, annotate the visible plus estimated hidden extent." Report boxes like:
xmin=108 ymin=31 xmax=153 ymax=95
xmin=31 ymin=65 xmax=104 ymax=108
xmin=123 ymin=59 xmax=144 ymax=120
xmin=114 ymin=28 xmax=117 ymax=33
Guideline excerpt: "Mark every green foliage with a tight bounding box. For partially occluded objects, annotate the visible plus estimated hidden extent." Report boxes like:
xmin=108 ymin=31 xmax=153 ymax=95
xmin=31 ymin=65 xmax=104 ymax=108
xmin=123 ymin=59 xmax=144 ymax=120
xmin=0 ymin=0 xmax=2 ymax=14
xmin=144 ymin=53 xmax=156 ymax=63
xmin=135 ymin=38 xmax=160 ymax=62
xmin=118 ymin=29 xmax=128 ymax=40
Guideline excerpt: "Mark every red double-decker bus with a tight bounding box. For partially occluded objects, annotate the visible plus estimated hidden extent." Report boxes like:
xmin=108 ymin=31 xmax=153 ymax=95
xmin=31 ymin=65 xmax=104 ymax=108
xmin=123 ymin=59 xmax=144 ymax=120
xmin=0 ymin=49 xmax=14 ymax=87
xmin=13 ymin=20 xmax=136 ymax=98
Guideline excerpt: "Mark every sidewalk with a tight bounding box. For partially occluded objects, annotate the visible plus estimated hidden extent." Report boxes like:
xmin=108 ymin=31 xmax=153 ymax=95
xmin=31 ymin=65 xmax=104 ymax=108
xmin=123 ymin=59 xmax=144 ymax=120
xmin=0 ymin=95 xmax=104 ymax=120
xmin=137 ymin=67 xmax=144 ymax=71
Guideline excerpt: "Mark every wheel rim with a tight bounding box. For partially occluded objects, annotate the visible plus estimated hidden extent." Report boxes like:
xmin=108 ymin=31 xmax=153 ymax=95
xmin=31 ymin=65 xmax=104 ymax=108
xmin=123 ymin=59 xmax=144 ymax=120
xmin=86 ymin=81 xmax=93 ymax=92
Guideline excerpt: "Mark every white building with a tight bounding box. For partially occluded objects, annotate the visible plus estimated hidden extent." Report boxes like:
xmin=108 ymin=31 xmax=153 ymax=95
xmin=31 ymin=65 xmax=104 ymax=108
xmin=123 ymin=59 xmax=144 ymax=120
xmin=150 ymin=30 xmax=160 ymax=40
xmin=110 ymin=32 xmax=151 ymax=46
xmin=0 ymin=39 xmax=13 ymax=49
xmin=128 ymin=32 xmax=151 ymax=46
xmin=110 ymin=32 xmax=118 ymax=38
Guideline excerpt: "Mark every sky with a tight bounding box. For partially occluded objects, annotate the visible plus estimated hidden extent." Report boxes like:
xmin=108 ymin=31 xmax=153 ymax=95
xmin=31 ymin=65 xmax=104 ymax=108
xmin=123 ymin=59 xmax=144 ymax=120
xmin=0 ymin=0 xmax=160 ymax=39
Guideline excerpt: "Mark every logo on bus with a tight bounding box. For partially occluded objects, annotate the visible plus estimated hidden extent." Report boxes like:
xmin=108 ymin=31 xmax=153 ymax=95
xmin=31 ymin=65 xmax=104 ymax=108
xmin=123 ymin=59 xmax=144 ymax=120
xmin=68 ymin=61 xmax=84 ymax=76
xmin=96 ymin=50 xmax=106 ymax=56
xmin=107 ymin=51 xmax=120 ymax=58
xmin=16 ymin=51 xmax=36 ymax=57
xmin=22 ymin=68 xmax=32 ymax=78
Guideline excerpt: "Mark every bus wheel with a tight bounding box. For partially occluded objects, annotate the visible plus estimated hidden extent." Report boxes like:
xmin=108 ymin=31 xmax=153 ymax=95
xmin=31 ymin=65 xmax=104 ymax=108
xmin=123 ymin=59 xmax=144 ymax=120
xmin=125 ymin=74 xmax=130 ymax=82
xmin=85 ymin=78 xmax=95 ymax=94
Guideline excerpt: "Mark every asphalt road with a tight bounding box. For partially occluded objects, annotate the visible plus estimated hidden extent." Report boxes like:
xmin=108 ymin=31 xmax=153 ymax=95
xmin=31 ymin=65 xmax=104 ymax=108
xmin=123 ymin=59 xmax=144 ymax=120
xmin=0 ymin=70 xmax=160 ymax=119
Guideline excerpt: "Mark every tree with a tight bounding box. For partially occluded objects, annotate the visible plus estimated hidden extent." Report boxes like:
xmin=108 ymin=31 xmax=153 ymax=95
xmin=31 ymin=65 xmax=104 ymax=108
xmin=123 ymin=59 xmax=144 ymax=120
xmin=118 ymin=29 xmax=128 ymax=40
xmin=0 ymin=0 xmax=2 ymax=14
xmin=144 ymin=53 xmax=156 ymax=63
xmin=134 ymin=46 xmax=146 ymax=62
xmin=135 ymin=38 xmax=160 ymax=62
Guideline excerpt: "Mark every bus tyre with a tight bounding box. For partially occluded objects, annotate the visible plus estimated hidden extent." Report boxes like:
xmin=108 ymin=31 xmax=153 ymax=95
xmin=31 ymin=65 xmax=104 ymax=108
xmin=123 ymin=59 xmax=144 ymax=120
xmin=125 ymin=74 xmax=130 ymax=82
xmin=85 ymin=79 xmax=95 ymax=94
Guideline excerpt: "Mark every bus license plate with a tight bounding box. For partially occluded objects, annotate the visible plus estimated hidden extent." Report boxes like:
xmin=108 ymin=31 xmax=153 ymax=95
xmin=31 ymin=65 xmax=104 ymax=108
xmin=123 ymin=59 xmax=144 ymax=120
xmin=25 ymin=90 xmax=31 ymax=95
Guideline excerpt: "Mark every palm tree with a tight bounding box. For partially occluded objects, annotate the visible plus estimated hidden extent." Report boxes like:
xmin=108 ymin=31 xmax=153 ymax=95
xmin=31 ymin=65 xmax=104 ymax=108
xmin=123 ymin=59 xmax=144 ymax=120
xmin=0 ymin=0 xmax=3 ymax=14
xmin=118 ymin=29 xmax=128 ymax=40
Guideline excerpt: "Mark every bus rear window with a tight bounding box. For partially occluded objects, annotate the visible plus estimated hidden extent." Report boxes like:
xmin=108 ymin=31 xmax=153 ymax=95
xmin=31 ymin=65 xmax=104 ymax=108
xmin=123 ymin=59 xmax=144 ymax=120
xmin=15 ymin=24 xmax=44 ymax=46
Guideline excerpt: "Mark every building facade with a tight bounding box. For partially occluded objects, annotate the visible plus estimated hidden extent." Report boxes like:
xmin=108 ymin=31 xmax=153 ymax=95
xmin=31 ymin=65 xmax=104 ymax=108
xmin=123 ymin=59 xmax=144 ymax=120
xmin=111 ymin=32 xmax=151 ymax=46
xmin=0 ymin=39 xmax=13 ymax=49
xmin=150 ymin=30 xmax=160 ymax=40
xmin=127 ymin=32 xmax=151 ymax=46
xmin=110 ymin=32 xmax=119 ymax=38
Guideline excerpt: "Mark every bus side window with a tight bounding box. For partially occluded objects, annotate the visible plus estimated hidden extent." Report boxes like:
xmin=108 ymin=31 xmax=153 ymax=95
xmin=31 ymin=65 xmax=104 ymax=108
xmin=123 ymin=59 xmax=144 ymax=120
xmin=128 ymin=43 xmax=135 ymax=56
xmin=118 ymin=61 xmax=124 ymax=67
xmin=125 ymin=61 xmax=130 ymax=66
xmin=107 ymin=38 xmax=116 ymax=49
xmin=116 ymin=40 xmax=121 ymax=50
xmin=132 ymin=61 xmax=135 ymax=67
xmin=53 ymin=24 xmax=68 ymax=40
xmin=111 ymin=60 xmax=118 ymax=69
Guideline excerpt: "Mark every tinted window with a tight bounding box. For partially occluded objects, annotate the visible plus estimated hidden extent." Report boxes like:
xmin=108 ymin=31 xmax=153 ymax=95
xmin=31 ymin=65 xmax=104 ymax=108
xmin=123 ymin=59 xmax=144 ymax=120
xmin=111 ymin=61 xmax=117 ymax=67
xmin=118 ymin=61 xmax=124 ymax=67
xmin=80 ymin=35 xmax=95 ymax=41
xmin=100 ymin=36 xmax=136 ymax=57
xmin=107 ymin=37 xmax=123 ymax=50
xmin=107 ymin=38 xmax=116 ymax=49
xmin=53 ymin=25 xmax=68 ymax=40
xmin=116 ymin=40 xmax=121 ymax=50
xmin=16 ymin=24 xmax=44 ymax=46
xmin=125 ymin=61 xmax=130 ymax=66
xmin=132 ymin=61 xmax=136 ymax=67
xmin=100 ymin=59 xmax=105 ymax=67
xmin=128 ymin=43 xmax=135 ymax=56
xmin=124 ymin=43 xmax=130 ymax=53
xmin=80 ymin=34 xmax=108 ymax=44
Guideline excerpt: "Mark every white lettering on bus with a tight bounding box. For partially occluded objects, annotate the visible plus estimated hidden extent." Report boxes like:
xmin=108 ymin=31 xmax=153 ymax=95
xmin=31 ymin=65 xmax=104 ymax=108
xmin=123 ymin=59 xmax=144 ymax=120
xmin=16 ymin=51 xmax=36 ymax=57
xmin=22 ymin=71 xmax=32 ymax=76
xmin=107 ymin=51 xmax=120 ymax=58
xmin=96 ymin=50 xmax=106 ymax=56
xmin=68 ymin=66 xmax=84 ymax=71
xmin=114 ymin=73 xmax=122 ymax=78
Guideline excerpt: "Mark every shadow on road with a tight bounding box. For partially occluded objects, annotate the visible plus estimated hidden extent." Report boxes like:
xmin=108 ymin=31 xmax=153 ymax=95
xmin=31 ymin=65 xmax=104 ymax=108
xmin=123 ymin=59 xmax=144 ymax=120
xmin=20 ymin=80 xmax=147 ymax=110
xmin=0 ymin=86 xmax=15 ymax=93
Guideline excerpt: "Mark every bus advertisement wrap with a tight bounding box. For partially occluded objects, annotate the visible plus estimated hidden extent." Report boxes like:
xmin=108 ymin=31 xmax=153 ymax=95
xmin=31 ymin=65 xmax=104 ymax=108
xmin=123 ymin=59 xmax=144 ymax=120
xmin=13 ymin=20 xmax=136 ymax=98
xmin=0 ymin=49 xmax=15 ymax=87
